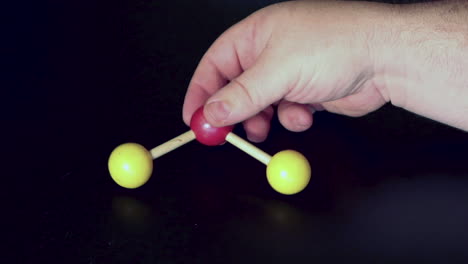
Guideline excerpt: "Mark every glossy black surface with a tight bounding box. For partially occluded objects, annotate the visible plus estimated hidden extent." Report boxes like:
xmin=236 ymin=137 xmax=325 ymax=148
xmin=10 ymin=0 xmax=468 ymax=263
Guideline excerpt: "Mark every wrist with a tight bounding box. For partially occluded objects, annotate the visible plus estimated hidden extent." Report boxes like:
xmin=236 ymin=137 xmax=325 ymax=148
xmin=375 ymin=2 xmax=468 ymax=130
xmin=362 ymin=3 xmax=404 ymax=106
xmin=368 ymin=4 xmax=407 ymax=107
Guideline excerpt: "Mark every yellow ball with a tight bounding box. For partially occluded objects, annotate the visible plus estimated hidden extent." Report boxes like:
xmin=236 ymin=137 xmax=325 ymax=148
xmin=108 ymin=143 xmax=153 ymax=189
xmin=266 ymin=150 xmax=311 ymax=195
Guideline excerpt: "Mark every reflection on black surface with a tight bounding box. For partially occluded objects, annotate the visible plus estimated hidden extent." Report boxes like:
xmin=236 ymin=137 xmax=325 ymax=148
xmin=111 ymin=196 xmax=154 ymax=235
xmin=32 ymin=166 xmax=468 ymax=263
xmin=237 ymin=195 xmax=305 ymax=229
xmin=337 ymin=176 xmax=468 ymax=262
xmin=185 ymin=176 xmax=468 ymax=263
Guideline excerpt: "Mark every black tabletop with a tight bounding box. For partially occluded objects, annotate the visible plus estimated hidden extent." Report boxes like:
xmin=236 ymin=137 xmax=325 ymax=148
xmin=9 ymin=0 xmax=468 ymax=263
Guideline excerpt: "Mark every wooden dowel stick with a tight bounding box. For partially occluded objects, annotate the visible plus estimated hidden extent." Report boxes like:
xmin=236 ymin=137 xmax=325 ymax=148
xmin=150 ymin=130 xmax=196 ymax=159
xmin=225 ymin=132 xmax=272 ymax=165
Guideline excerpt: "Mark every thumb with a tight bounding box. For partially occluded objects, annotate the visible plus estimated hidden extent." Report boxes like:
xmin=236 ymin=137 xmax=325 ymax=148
xmin=203 ymin=57 xmax=289 ymax=127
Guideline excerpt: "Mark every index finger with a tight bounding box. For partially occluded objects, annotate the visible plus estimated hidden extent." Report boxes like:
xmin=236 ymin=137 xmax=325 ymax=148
xmin=182 ymin=12 xmax=271 ymax=125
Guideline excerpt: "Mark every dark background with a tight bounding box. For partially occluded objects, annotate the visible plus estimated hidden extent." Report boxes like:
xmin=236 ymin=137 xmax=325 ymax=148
xmin=7 ymin=0 xmax=468 ymax=263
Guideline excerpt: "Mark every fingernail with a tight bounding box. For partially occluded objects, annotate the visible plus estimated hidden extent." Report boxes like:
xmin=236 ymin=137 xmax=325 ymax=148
xmin=247 ymin=134 xmax=264 ymax=143
xmin=206 ymin=101 xmax=231 ymax=124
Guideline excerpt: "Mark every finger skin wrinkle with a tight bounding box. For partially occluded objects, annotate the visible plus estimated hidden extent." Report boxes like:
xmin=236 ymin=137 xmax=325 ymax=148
xmin=285 ymin=62 xmax=313 ymax=104
xmin=232 ymin=40 xmax=244 ymax=73
xmin=188 ymin=81 xmax=215 ymax=101
xmin=345 ymin=68 xmax=374 ymax=95
xmin=230 ymin=78 xmax=261 ymax=113
xmin=205 ymin=52 xmax=238 ymax=83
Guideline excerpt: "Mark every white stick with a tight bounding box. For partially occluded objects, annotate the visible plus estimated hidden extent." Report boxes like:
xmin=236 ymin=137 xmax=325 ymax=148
xmin=225 ymin=132 xmax=272 ymax=165
xmin=150 ymin=130 xmax=196 ymax=159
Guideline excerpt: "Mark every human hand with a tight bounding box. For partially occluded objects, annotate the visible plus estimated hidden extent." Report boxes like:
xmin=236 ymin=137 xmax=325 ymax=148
xmin=182 ymin=1 xmax=398 ymax=142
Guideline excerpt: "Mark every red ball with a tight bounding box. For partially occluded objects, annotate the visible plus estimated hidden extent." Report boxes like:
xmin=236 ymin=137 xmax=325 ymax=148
xmin=190 ymin=106 xmax=234 ymax=146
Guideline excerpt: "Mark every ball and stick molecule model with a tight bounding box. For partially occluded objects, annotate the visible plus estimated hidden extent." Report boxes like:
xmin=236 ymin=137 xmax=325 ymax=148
xmin=108 ymin=106 xmax=311 ymax=195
